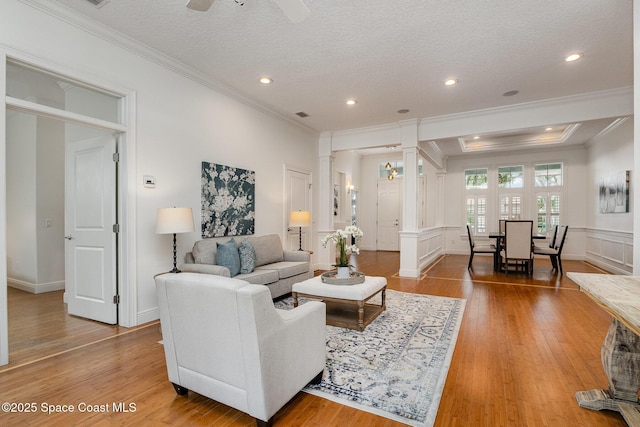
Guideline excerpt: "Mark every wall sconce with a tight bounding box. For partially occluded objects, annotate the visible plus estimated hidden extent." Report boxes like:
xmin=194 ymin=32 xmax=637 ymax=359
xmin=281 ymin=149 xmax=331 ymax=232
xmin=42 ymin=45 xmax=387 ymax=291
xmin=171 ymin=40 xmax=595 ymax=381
xmin=347 ymin=184 xmax=354 ymax=194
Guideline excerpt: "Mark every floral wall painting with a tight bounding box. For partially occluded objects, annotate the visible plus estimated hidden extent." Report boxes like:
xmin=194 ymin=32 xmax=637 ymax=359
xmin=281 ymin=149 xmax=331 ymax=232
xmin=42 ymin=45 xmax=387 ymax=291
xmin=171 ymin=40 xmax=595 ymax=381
xmin=201 ymin=162 xmax=255 ymax=237
xmin=599 ymin=170 xmax=630 ymax=214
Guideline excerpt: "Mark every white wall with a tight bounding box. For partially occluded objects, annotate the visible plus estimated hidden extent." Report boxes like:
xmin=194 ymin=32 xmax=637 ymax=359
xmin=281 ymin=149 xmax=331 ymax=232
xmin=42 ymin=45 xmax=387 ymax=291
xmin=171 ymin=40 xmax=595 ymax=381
xmin=1 ymin=0 xmax=318 ymax=324
xmin=586 ymin=117 xmax=634 ymax=273
xmin=6 ymin=111 xmax=37 ymax=284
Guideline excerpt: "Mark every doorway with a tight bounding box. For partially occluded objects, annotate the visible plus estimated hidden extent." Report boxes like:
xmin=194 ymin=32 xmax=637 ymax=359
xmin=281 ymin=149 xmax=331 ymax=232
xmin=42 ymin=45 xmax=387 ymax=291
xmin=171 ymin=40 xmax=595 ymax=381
xmin=2 ymin=56 xmax=133 ymax=365
xmin=284 ymin=166 xmax=312 ymax=251
xmin=377 ymin=178 xmax=402 ymax=251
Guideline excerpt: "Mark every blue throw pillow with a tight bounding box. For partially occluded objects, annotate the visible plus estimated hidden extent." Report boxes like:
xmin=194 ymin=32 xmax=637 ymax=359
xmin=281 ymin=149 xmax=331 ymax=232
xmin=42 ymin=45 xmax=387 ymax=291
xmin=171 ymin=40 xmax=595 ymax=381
xmin=239 ymin=238 xmax=256 ymax=274
xmin=216 ymin=239 xmax=240 ymax=277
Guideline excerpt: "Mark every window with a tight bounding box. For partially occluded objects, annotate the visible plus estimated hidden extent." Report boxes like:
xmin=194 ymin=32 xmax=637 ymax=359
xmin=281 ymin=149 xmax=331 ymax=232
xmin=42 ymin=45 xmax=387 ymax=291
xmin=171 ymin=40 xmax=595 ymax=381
xmin=378 ymin=160 xmax=424 ymax=179
xmin=498 ymin=166 xmax=524 ymax=188
xmin=465 ymin=168 xmax=488 ymax=190
xmin=535 ymin=163 xmax=563 ymax=187
xmin=466 ymin=195 xmax=487 ymax=233
xmin=499 ymin=194 xmax=522 ymax=220
xmin=536 ymin=193 xmax=561 ymax=234
xmin=465 ymin=168 xmax=488 ymax=232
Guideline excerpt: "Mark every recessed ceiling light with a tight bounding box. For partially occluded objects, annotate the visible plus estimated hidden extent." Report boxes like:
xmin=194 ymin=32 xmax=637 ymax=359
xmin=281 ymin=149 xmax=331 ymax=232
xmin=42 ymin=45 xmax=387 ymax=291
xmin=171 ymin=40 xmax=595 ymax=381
xmin=444 ymin=78 xmax=458 ymax=86
xmin=545 ymin=127 xmax=553 ymax=131
xmin=473 ymin=136 xmax=480 ymax=140
xmin=565 ymin=53 xmax=583 ymax=62
xmin=397 ymin=109 xmax=410 ymax=114
xmin=502 ymin=90 xmax=519 ymax=97
xmin=346 ymin=98 xmax=358 ymax=106
xmin=259 ymin=77 xmax=272 ymax=84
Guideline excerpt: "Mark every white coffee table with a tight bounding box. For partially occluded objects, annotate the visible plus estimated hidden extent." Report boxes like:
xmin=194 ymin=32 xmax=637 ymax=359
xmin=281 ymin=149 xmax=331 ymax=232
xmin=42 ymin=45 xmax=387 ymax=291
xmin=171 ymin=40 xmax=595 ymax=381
xmin=292 ymin=275 xmax=387 ymax=331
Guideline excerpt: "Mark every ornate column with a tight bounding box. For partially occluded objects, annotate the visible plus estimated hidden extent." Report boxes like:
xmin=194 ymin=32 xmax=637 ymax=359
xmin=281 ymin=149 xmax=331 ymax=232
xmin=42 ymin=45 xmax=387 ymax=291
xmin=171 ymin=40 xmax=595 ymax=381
xmin=399 ymin=120 xmax=420 ymax=277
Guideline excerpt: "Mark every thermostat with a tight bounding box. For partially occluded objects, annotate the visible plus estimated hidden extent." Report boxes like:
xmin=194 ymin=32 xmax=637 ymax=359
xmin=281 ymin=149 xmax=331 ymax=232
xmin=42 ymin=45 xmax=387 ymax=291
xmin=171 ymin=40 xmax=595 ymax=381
xmin=143 ymin=175 xmax=156 ymax=188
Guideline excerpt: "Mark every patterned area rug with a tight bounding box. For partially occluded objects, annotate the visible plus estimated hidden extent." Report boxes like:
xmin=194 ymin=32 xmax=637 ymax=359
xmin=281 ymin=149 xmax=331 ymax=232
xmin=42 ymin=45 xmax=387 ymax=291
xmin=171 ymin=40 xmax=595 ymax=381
xmin=274 ymin=290 xmax=466 ymax=426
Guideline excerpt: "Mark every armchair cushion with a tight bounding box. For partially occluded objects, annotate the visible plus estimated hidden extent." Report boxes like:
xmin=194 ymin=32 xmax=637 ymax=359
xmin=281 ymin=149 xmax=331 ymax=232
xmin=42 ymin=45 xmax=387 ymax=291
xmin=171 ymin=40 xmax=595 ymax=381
xmin=216 ymin=239 xmax=240 ymax=277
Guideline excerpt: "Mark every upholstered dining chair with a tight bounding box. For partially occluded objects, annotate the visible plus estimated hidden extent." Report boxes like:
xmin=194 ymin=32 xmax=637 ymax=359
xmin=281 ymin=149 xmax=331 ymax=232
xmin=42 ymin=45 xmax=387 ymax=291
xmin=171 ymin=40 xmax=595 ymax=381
xmin=502 ymin=220 xmax=534 ymax=275
xmin=533 ymin=225 xmax=569 ymax=274
xmin=534 ymin=224 xmax=558 ymax=253
xmin=466 ymin=225 xmax=497 ymax=269
xmin=155 ymin=273 xmax=326 ymax=427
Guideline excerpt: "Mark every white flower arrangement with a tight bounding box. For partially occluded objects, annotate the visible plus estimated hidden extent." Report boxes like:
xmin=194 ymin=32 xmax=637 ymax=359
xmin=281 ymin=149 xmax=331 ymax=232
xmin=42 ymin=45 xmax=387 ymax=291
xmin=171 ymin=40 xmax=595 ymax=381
xmin=322 ymin=226 xmax=364 ymax=267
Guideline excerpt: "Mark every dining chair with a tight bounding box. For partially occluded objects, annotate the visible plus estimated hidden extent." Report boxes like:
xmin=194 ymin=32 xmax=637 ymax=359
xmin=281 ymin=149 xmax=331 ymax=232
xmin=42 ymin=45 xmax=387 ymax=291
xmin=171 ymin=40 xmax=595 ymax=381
xmin=466 ymin=225 xmax=497 ymax=269
xmin=499 ymin=219 xmax=506 ymax=234
xmin=502 ymin=220 xmax=533 ymax=275
xmin=534 ymin=224 xmax=558 ymax=252
xmin=533 ymin=225 xmax=569 ymax=274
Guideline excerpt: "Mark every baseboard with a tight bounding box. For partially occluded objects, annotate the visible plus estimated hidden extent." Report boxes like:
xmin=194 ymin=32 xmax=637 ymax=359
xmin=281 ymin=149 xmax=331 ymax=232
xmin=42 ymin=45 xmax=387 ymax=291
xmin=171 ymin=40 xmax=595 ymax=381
xmin=7 ymin=277 xmax=65 ymax=294
xmin=137 ymin=307 xmax=160 ymax=325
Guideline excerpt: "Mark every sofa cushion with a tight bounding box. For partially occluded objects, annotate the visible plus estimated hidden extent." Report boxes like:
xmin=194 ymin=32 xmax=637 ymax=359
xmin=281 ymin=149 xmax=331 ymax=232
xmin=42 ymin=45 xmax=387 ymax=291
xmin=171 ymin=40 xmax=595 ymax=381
xmin=235 ymin=269 xmax=280 ymax=286
xmin=192 ymin=239 xmax=218 ymax=264
xmin=238 ymin=238 xmax=256 ymax=274
xmin=216 ymin=239 xmax=240 ymax=277
xmin=256 ymin=261 xmax=308 ymax=280
xmin=248 ymin=234 xmax=284 ymax=267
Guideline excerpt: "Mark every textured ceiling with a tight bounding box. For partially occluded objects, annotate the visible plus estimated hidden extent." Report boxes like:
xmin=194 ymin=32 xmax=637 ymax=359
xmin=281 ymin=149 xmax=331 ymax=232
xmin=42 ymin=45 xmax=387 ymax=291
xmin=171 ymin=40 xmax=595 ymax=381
xmin=45 ymin=0 xmax=633 ymax=154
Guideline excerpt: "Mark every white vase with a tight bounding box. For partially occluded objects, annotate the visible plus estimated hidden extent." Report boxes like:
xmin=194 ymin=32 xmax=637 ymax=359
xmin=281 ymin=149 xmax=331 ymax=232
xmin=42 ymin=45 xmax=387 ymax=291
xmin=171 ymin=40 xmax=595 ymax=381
xmin=337 ymin=266 xmax=350 ymax=279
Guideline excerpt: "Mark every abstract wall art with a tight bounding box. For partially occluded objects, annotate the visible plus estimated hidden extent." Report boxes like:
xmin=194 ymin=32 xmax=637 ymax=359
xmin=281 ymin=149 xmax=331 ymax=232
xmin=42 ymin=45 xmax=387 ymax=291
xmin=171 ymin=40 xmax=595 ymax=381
xmin=201 ymin=162 xmax=255 ymax=237
xmin=599 ymin=170 xmax=630 ymax=214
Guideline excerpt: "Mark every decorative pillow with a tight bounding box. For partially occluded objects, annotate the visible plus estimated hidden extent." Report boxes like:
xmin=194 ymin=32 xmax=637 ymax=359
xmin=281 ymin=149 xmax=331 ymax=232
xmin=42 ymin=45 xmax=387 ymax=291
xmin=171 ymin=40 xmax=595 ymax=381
xmin=216 ymin=239 xmax=240 ymax=277
xmin=239 ymin=238 xmax=256 ymax=274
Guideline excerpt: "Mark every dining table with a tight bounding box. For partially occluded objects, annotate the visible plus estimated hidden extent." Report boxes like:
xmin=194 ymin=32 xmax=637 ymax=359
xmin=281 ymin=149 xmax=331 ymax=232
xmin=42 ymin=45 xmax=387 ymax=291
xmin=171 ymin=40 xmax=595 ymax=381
xmin=488 ymin=231 xmax=547 ymax=272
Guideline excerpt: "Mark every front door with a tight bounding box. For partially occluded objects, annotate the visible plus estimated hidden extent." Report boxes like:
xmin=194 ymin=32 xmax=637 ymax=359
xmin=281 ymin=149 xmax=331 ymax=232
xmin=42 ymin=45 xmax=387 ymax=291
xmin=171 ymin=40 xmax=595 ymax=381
xmin=377 ymin=179 xmax=401 ymax=251
xmin=65 ymin=135 xmax=118 ymax=324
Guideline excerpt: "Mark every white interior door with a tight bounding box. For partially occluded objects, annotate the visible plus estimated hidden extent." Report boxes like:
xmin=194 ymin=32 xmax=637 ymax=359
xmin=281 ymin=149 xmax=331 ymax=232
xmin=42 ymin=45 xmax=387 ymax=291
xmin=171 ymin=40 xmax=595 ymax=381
xmin=377 ymin=179 xmax=401 ymax=251
xmin=284 ymin=167 xmax=311 ymax=251
xmin=65 ymin=135 xmax=117 ymax=324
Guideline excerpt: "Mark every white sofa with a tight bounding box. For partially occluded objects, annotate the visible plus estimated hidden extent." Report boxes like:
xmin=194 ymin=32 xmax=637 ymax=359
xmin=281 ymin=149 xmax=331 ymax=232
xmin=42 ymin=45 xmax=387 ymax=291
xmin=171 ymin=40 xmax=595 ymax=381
xmin=155 ymin=273 xmax=326 ymax=427
xmin=181 ymin=234 xmax=311 ymax=299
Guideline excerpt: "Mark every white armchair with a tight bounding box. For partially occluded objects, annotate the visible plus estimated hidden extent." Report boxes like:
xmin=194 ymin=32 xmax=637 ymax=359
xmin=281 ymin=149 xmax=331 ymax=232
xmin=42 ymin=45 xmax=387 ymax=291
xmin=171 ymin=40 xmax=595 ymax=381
xmin=155 ymin=273 xmax=326 ymax=426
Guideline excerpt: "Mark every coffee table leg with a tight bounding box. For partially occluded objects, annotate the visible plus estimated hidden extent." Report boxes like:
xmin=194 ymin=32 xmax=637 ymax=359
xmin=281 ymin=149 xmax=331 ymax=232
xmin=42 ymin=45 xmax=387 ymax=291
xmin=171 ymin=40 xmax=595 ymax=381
xmin=293 ymin=292 xmax=299 ymax=307
xmin=381 ymin=288 xmax=386 ymax=310
xmin=357 ymin=300 xmax=365 ymax=331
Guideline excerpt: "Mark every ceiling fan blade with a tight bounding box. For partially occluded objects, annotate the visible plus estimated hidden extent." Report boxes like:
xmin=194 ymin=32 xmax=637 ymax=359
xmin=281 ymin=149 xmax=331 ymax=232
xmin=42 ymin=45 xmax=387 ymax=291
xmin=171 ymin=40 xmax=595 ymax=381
xmin=185 ymin=0 xmax=214 ymax=12
xmin=272 ymin=0 xmax=310 ymax=23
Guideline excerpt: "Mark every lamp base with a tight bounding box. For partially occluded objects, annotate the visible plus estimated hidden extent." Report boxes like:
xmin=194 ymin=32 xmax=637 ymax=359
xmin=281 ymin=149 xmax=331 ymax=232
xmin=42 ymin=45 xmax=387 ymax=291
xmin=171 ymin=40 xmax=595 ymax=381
xmin=169 ymin=267 xmax=182 ymax=274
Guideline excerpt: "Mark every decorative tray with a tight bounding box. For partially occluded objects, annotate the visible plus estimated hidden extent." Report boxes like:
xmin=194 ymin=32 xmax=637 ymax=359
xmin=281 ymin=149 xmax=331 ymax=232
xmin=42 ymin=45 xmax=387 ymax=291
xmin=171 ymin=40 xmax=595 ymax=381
xmin=321 ymin=271 xmax=365 ymax=285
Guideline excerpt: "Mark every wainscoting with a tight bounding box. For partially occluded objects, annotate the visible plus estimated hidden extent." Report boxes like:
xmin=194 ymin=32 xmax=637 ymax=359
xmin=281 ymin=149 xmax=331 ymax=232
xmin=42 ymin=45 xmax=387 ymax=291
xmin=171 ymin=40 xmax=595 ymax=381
xmin=585 ymin=228 xmax=633 ymax=275
xmin=443 ymin=226 xmax=632 ymax=276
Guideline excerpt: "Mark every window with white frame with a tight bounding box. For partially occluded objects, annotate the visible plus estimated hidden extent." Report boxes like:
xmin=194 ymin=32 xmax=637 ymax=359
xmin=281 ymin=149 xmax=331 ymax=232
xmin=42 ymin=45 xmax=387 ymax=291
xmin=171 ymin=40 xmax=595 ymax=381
xmin=465 ymin=168 xmax=488 ymax=233
xmin=535 ymin=163 xmax=563 ymax=234
xmin=499 ymin=194 xmax=522 ymax=220
xmin=498 ymin=165 xmax=524 ymax=188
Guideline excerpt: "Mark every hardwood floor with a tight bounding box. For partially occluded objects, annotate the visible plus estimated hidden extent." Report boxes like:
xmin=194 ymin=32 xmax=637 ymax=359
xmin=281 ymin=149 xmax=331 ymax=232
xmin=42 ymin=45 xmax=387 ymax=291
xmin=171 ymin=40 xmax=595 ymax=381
xmin=0 ymin=252 xmax=629 ymax=426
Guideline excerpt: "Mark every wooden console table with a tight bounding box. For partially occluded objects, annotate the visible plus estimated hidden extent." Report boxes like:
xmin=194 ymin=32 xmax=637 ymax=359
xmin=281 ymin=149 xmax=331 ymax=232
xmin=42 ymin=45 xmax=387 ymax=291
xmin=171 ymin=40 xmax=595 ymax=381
xmin=568 ymin=273 xmax=640 ymax=426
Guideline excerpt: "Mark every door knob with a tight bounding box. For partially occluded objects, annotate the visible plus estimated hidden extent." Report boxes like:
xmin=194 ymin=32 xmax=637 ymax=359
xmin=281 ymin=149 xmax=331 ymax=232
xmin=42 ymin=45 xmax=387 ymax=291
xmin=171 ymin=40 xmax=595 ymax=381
xmin=65 ymin=235 xmax=73 ymax=240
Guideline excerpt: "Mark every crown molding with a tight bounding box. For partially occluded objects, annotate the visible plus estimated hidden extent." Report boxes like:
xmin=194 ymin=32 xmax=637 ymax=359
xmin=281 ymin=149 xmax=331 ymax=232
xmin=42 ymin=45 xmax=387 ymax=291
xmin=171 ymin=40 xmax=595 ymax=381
xmin=18 ymin=0 xmax=318 ymax=135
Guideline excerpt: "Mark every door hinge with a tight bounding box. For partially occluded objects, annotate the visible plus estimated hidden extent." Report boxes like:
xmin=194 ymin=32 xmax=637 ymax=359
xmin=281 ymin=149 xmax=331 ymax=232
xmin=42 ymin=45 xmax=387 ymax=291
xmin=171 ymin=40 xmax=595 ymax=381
xmin=113 ymin=152 xmax=120 ymax=162
xmin=113 ymin=295 xmax=120 ymax=304
xmin=113 ymin=224 xmax=120 ymax=233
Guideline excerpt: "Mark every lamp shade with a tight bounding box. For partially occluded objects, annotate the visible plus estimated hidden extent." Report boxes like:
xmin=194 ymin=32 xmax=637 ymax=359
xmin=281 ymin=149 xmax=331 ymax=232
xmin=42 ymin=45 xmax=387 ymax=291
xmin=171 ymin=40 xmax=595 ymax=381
xmin=156 ymin=207 xmax=195 ymax=234
xmin=289 ymin=210 xmax=311 ymax=227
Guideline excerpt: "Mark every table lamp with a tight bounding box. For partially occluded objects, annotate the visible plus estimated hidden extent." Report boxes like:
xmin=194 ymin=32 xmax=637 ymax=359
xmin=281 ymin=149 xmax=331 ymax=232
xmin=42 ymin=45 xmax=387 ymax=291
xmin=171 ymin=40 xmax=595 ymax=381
xmin=289 ymin=210 xmax=311 ymax=251
xmin=156 ymin=207 xmax=195 ymax=273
